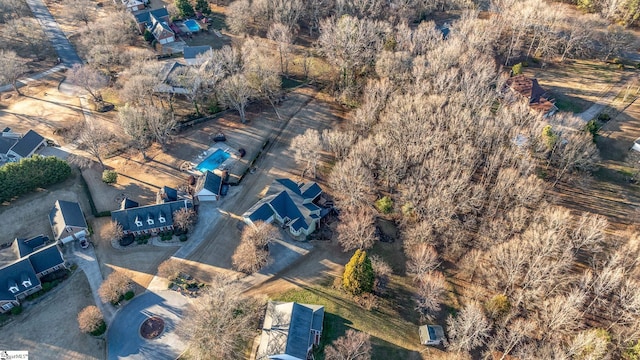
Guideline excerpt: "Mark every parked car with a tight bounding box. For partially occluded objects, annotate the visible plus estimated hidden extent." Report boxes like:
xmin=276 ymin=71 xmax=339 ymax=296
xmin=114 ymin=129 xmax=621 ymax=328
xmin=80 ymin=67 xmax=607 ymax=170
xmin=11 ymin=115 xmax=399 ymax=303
xmin=80 ymin=238 xmax=89 ymax=249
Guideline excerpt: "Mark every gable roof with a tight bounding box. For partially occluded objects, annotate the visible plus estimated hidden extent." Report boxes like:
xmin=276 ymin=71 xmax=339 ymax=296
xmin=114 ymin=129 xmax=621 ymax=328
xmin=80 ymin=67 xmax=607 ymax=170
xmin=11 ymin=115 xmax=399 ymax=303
xmin=0 ymin=258 xmax=40 ymax=301
xmin=9 ymin=130 xmax=44 ymax=158
xmin=159 ymin=186 xmax=178 ymax=202
xmin=0 ymin=137 xmax=16 ymax=155
xmin=183 ymin=46 xmax=212 ymax=60
xmin=243 ymin=179 xmax=323 ymax=233
xmin=505 ymin=75 xmax=547 ymax=103
xmin=151 ymin=20 xmax=174 ymax=40
xmin=195 ymin=171 xmax=223 ymax=196
xmin=27 ymin=243 xmax=64 ymax=275
xmin=134 ymin=7 xmax=169 ymax=25
xmin=12 ymin=235 xmax=49 ymax=258
xmin=121 ymin=198 xmax=139 ymax=210
xmin=111 ymin=199 xmax=192 ymax=232
xmin=259 ymin=302 xmax=324 ymax=359
xmin=49 ymin=200 xmax=88 ymax=240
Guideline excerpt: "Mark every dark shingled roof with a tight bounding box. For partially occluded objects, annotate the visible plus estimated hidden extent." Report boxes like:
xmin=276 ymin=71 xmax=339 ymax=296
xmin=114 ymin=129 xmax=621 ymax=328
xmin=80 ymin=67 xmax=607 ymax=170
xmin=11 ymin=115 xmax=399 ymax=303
xmin=160 ymin=186 xmax=178 ymax=202
xmin=0 ymin=137 xmax=16 ymax=155
xmin=183 ymin=46 xmax=212 ymax=60
xmin=259 ymin=302 xmax=324 ymax=359
xmin=49 ymin=200 xmax=88 ymax=241
xmin=134 ymin=7 xmax=169 ymax=25
xmin=28 ymin=243 xmax=64 ymax=275
xmin=13 ymin=235 xmax=49 ymax=258
xmin=121 ymin=198 xmax=140 ymax=210
xmin=111 ymin=200 xmax=192 ymax=232
xmin=195 ymin=171 xmax=222 ymax=196
xmin=9 ymin=130 xmax=44 ymax=158
xmin=0 ymin=258 xmax=40 ymax=301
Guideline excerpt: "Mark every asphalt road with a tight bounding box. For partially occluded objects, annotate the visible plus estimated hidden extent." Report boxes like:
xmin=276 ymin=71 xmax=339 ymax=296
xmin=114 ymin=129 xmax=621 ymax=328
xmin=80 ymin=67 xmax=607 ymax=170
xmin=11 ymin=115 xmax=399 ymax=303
xmin=25 ymin=0 xmax=82 ymax=67
xmin=107 ymin=291 xmax=189 ymax=360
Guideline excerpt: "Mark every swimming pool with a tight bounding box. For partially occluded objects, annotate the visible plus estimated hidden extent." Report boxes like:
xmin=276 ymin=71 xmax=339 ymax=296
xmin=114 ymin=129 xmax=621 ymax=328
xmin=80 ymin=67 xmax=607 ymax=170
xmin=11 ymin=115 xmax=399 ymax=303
xmin=196 ymin=149 xmax=230 ymax=173
xmin=184 ymin=19 xmax=200 ymax=32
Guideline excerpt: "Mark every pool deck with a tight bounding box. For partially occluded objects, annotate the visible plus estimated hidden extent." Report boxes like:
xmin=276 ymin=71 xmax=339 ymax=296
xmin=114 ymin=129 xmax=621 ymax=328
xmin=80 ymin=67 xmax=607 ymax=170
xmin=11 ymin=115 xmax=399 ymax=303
xmin=188 ymin=143 xmax=246 ymax=180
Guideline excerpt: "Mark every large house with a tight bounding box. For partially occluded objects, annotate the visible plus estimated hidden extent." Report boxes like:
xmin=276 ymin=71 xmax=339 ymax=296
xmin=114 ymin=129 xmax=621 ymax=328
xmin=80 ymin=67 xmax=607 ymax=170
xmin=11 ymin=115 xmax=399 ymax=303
xmin=133 ymin=8 xmax=175 ymax=44
xmin=243 ymin=179 xmax=327 ymax=239
xmin=505 ymin=74 xmax=558 ymax=118
xmin=48 ymin=200 xmax=89 ymax=244
xmin=257 ymin=302 xmax=324 ymax=360
xmin=0 ymin=235 xmax=66 ymax=313
xmin=0 ymin=128 xmax=46 ymax=163
xmin=111 ymin=198 xmax=193 ymax=236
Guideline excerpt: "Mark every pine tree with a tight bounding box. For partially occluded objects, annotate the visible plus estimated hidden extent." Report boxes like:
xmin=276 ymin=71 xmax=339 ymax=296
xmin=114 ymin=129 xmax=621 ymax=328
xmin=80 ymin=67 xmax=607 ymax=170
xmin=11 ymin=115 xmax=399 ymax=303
xmin=175 ymin=0 xmax=195 ymax=18
xmin=342 ymin=249 xmax=374 ymax=295
xmin=194 ymin=0 xmax=211 ymax=15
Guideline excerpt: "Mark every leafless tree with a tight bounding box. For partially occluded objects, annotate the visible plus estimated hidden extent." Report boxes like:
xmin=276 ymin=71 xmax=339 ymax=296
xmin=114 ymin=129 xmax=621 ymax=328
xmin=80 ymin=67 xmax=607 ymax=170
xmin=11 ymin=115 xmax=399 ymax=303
xmin=0 ymin=0 xmax=28 ymax=22
xmin=65 ymin=0 xmax=94 ymax=25
xmin=173 ymin=208 xmax=197 ymax=233
xmin=146 ymin=107 xmax=176 ymax=151
xmin=488 ymin=318 xmax=535 ymax=360
xmin=322 ymin=129 xmax=356 ymax=160
xmin=0 ymin=49 xmax=27 ymax=94
xmin=290 ymin=129 xmax=323 ymax=178
xmin=369 ymin=255 xmax=391 ymax=294
xmin=302 ymin=0 xmax=333 ymax=36
xmin=67 ymin=64 xmax=108 ymax=102
xmin=77 ymin=305 xmax=104 ymax=333
xmin=336 ymin=206 xmax=376 ymax=252
xmin=536 ymin=291 xmax=585 ymax=341
xmin=598 ymin=24 xmax=635 ymax=61
xmin=101 ymin=220 xmax=123 ymax=243
xmin=242 ymin=38 xmax=283 ymax=119
xmin=446 ymin=301 xmax=492 ymax=353
xmin=77 ymin=124 xmax=113 ymax=168
xmin=98 ymin=271 xmax=132 ymax=304
xmin=324 ymin=329 xmax=372 ymax=360
xmin=227 ymin=0 xmax=251 ymax=34
xmin=218 ymin=74 xmax=254 ymax=123
xmin=415 ymin=271 xmax=447 ymax=320
xmin=157 ymin=258 xmax=186 ymax=281
xmin=406 ymin=243 xmax=439 ymax=280
xmin=2 ymin=17 xmax=50 ymax=57
xmin=328 ymin=155 xmax=375 ymax=210
xmin=267 ymin=23 xmax=293 ymax=75
xmin=232 ymin=221 xmax=278 ymax=273
xmin=118 ymin=104 xmax=151 ymax=159
xmin=178 ymin=275 xmax=263 ymax=360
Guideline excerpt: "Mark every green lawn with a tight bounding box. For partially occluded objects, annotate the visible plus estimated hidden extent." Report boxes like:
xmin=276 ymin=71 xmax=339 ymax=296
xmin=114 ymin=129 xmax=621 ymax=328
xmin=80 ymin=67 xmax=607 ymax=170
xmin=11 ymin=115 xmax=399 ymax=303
xmin=274 ymin=280 xmax=422 ymax=360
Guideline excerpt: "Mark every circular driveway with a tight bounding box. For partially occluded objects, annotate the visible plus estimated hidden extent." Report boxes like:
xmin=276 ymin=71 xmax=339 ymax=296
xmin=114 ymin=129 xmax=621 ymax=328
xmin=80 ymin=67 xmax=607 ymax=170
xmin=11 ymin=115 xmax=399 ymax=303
xmin=107 ymin=291 xmax=190 ymax=360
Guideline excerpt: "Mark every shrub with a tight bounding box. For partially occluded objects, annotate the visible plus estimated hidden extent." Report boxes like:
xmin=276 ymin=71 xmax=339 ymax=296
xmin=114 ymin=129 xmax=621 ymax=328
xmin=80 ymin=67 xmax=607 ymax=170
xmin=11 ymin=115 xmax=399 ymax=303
xmin=102 ymin=170 xmax=117 ymax=184
xmin=511 ymin=62 xmax=523 ymax=75
xmin=0 ymin=155 xmax=71 ymax=203
xmin=179 ymin=234 xmax=188 ymax=242
xmin=597 ymin=113 xmax=611 ymax=122
xmin=485 ymin=294 xmax=511 ymax=319
xmin=143 ymin=29 xmax=154 ymax=42
xmin=342 ymin=249 xmax=374 ymax=295
xmin=90 ymin=321 xmax=107 ymax=336
xmin=123 ymin=290 xmax=134 ymax=300
xmin=42 ymin=282 xmax=53 ymax=292
xmin=375 ymin=196 xmax=393 ymax=214
xmin=10 ymin=306 xmax=22 ymax=315
xmin=625 ymin=340 xmax=640 ymax=360
xmin=585 ymin=119 xmax=601 ymax=141
xmin=542 ymin=125 xmax=558 ymax=150
xmin=636 ymin=63 xmax=640 ymax=69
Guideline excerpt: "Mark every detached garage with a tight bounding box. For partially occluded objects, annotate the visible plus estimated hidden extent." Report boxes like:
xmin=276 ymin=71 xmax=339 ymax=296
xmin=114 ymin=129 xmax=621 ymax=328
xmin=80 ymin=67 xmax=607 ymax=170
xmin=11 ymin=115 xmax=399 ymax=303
xmin=49 ymin=200 xmax=89 ymax=244
xmin=195 ymin=171 xmax=224 ymax=202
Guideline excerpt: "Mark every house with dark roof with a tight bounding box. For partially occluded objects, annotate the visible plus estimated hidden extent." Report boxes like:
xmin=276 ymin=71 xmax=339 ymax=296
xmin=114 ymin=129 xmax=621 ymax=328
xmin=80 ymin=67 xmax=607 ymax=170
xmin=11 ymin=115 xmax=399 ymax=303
xmin=7 ymin=130 xmax=46 ymax=160
xmin=0 ymin=235 xmax=66 ymax=313
xmin=133 ymin=7 xmax=174 ymax=44
xmin=111 ymin=199 xmax=193 ymax=236
xmin=243 ymin=179 xmax=325 ymax=239
xmin=48 ymin=200 xmax=89 ymax=244
xmin=154 ymin=62 xmax=194 ymax=94
xmin=505 ymin=74 xmax=558 ymax=118
xmin=194 ymin=171 xmax=223 ymax=202
xmin=183 ymin=45 xmax=212 ymax=66
xmin=257 ymin=301 xmax=324 ymax=360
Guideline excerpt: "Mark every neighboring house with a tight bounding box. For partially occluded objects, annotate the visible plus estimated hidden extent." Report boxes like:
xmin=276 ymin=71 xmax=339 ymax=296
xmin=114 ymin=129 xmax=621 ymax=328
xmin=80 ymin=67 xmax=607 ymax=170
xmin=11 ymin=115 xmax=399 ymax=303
xmin=133 ymin=7 xmax=174 ymax=44
xmin=257 ymin=302 xmax=324 ymax=360
xmin=183 ymin=45 xmax=212 ymax=66
xmin=111 ymin=198 xmax=193 ymax=236
xmin=243 ymin=179 xmax=327 ymax=239
xmin=419 ymin=324 xmax=446 ymax=346
xmin=154 ymin=62 xmax=194 ymax=94
xmin=0 ymin=128 xmax=46 ymax=162
xmin=0 ymin=235 xmax=66 ymax=313
xmin=48 ymin=200 xmax=89 ymax=244
xmin=505 ymin=74 xmax=558 ymax=118
xmin=122 ymin=0 xmax=146 ymax=12
xmin=194 ymin=171 xmax=223 ymax=202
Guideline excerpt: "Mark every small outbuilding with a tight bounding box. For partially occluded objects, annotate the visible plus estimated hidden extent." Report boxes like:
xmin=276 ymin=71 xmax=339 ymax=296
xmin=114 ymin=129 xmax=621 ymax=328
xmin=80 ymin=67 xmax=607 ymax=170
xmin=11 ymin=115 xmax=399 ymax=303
xmin=419 ymin=324 xmax=446 ymax=346
xmin=194 ymin=171 xmax=224 ymax=202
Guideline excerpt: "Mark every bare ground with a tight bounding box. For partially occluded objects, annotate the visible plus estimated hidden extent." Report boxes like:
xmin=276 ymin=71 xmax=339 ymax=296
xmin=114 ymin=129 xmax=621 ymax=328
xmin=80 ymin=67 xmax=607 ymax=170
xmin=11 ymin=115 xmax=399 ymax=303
xmin=0 ymin=271 xmax=105 ymax=360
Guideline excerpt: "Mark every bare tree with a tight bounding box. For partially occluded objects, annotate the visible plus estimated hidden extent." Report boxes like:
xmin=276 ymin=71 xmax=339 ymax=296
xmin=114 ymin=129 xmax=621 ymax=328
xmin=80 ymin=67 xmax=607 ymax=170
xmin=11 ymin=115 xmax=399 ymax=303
xmin=157 ymin=258 xmax=186 ymax=281
xmin=65 ymin=0 xmax=94 ymax=25
xmin=329 ymin=155 xmax=375 ymax=210
xmin=324 ymin=329 xmax=372 ymax=360
xmin=218 ymin=74 xmax=254 ymax=123
xmin=447 ymin=302 xmax=492 ymax=353
xmin=67 ymin=64 xmax=108 ymax=102
xmin=598 ymin=24 xmax=635 ymax=62
xmin=77 ymin=124 xmax=113 ymax=168
xmin=146 ymin=107 xmax=176 ymax=151
xmin=369 ymin=255 xmax=391 ymax=294
xmin=101 ymin=220 xmax=123 ymax=243
xmin=118 ymin=104 xmax=151 ymax=159
xmin=267 ymin=22 xmax=293 ymax=75
xmin=178 ymin=275 xmax=263 ymax=360
xmin=290 ymin=129 xmax=323 ymax=178
xmin=322 ymin=129 xmax=356 ymax=160
xmin=0 ymin=0 xmax=29 ymax=22
xmin=173 ymin=208 xmax=197 ymax=233
xmin=415 ymin=271 xmax=447 ymax=320
xmin=227 ymin=0 xmax=251 ymax=35
xmin=232 ymin=221 xmax=278 ymax=273
xmin=98 ymin=271 xmax=132 ymax=304
xmin=77 ymin=305 xmax=104 ymax=333
xmin=406 ymin=243 xmax=440 ymax=280
xmin=0 ymin=50 xmax=27 ymax=94
xmin=336 ymin=206 xmax=376 ymax=252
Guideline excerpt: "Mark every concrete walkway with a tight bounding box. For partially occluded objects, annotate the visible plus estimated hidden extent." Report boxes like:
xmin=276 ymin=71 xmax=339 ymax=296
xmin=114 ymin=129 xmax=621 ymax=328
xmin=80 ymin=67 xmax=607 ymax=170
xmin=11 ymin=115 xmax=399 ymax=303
xmin=578 ymin=74 xmax=640 ymax=122
xmin=65 ymin=240 xmax=116 ymax=324
xmin=0 ymin=64 xmax=66 ymax=93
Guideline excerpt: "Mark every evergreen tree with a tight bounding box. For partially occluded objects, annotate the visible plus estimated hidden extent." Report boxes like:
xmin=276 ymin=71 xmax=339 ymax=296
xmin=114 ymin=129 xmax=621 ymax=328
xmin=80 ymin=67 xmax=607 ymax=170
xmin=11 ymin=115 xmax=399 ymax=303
xmin=342 ymin=249 xmax=375 ymax=295
xmin=175 ymin=0 xmax=195 ymax=18
xmin=194 ymin=0 xmax=211 ymax=15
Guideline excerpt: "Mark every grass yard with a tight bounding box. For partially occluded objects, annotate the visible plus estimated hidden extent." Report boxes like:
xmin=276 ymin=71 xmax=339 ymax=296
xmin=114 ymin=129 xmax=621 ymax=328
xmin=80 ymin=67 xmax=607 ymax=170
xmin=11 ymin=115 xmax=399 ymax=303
xmin=273 ymin=279 xmax=424 ymax=360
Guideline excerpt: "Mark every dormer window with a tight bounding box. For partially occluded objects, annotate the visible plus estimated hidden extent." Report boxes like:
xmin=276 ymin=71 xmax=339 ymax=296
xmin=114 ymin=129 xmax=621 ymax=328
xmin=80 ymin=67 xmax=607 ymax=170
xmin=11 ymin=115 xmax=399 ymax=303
xmin=135 ymin=216 xmax=143 ymax=227
xmin=8 ymin=281 xmax=18 ymax=294
xmin=147 ymin=214 xmax=154 ymax=226
xmin=22 ymin=278 xmax=31 ymax=288
xmin=158 ymin=216 xmax=166 ymax=224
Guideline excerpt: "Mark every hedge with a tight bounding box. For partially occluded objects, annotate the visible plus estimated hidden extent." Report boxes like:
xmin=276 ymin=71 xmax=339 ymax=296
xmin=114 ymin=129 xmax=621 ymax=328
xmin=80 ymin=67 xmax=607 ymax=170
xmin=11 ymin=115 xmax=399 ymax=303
xmin=0 ymin=155 xmax=71 ymax=202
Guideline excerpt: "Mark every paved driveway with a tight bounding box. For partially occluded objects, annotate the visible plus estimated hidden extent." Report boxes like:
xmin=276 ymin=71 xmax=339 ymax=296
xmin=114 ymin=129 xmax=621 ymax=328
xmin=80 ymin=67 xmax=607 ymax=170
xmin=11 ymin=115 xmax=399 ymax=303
xmin=25 ymin=0 xmax=82 ymax=66
xmin=107 ymin=291 xmax=189 ymax=360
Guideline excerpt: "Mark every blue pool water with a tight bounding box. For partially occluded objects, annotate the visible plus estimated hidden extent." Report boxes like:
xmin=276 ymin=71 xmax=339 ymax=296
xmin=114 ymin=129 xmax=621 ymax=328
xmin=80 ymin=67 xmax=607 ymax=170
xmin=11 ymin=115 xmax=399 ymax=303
xmin=184 ymin=19 xmax=200 ymax=32
xmin=196 ymin=149 xmax=230 ymax=172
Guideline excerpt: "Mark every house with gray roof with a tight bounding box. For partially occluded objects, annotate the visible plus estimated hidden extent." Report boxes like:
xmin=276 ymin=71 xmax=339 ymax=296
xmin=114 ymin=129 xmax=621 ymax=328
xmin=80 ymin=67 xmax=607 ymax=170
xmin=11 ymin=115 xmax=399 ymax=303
xmin=243 ymin=179 xmax=325 ymax=239
xmin=194 ymin=171 xmax=223 ymax=202
xmin=111 ymin=199 xmax=193 ymax=236
xmin=0 ymin=128 xmax=45 ymax=162
xmin=154 ymin=62 xmax=194 ymax=94
xmin=133 ymin=7 xmax=174 ymax=44
xmin=0 ymin=235 xmax=66 ymax=313
xmin=257 ymin=301 xmax=324 ymax=360
xmin=49 ymin=200 xmax=89 ymax=244
xmin=183 ymin=45 xmax=212 ymax=66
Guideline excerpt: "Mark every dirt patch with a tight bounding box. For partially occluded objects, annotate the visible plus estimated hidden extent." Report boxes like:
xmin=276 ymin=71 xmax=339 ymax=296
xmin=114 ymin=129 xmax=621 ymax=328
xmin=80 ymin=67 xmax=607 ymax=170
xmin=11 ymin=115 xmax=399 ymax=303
xmin=140 ymin=316 xmax=165 ymax=339
xmin=0 ymin=271 xmax=104 ymax=360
